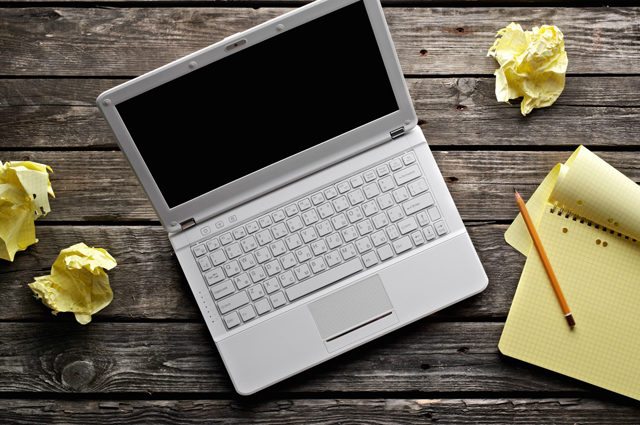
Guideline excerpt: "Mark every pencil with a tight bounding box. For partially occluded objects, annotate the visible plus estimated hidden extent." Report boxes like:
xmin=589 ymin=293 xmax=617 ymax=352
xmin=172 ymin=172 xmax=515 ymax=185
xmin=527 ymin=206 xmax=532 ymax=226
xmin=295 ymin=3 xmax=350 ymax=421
xmin=514 ymin=189 xmax=575 ymax=329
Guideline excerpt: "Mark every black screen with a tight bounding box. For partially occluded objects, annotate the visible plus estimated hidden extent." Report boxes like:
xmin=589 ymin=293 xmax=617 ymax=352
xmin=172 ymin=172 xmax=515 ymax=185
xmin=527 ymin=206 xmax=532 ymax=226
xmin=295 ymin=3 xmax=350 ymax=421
xmin=116 ymin=1 xmax=399 ymax=208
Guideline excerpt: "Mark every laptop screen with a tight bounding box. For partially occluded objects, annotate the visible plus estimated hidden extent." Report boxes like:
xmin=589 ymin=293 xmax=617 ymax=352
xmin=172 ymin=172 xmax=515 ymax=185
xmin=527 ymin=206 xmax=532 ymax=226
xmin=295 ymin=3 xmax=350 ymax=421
xmin=116 ymin=0 xmax=399 ymax=208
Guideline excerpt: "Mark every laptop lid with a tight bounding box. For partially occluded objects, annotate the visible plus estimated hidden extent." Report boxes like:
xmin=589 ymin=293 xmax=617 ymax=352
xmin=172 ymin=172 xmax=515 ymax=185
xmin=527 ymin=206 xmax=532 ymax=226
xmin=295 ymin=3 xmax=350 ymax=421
xmin=97 ymin=0 xmax=417 ymax=232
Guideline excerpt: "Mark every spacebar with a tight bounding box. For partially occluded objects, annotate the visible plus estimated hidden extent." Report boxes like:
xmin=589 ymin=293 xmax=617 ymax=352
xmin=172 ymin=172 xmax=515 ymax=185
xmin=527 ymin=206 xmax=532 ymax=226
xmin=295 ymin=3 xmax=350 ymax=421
xmin=286 ymin=259 xmax=363 ymax=301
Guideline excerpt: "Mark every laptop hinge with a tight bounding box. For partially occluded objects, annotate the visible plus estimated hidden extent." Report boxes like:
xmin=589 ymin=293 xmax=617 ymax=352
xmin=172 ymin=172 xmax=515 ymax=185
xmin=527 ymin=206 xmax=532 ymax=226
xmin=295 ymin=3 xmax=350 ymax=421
xmin=390 ymin=126 xmax=404 ymax=139
xmin=180 ymin=218 xmax=196 ymax=231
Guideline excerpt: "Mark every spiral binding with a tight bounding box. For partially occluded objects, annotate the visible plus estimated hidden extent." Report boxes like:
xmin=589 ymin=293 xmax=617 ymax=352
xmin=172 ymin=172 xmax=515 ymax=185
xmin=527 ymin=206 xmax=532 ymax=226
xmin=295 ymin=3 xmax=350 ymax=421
xmin=549 ymin=203 xmax=637 ymax=243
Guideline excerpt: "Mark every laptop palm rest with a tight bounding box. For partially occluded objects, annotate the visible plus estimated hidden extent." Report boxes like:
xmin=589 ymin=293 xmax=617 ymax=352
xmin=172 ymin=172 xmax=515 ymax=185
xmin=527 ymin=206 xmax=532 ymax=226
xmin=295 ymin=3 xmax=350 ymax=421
xmin=309 ymin=274 xmax=399 ymax=353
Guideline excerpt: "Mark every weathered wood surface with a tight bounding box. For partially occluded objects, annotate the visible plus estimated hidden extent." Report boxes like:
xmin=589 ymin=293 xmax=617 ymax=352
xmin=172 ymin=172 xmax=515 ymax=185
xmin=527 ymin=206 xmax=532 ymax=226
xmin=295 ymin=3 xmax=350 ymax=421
xmin=0 ymin=321 xmax=599 ymax=393
xmin=1 ymin=398 xmax=640 ymax=424
xmin=1 ymin=224 xmax=521 ymax=320
xmin=1 ymin=8 xmax=638 ymax=76
xmin=0 ymin=151 xmax=636 ymax=222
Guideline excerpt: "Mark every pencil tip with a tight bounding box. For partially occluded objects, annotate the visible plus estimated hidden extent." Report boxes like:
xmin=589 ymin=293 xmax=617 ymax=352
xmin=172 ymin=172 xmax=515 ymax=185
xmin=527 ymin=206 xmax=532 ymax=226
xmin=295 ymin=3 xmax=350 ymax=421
xmin=566 ymin=313 xmax=576 ymax=328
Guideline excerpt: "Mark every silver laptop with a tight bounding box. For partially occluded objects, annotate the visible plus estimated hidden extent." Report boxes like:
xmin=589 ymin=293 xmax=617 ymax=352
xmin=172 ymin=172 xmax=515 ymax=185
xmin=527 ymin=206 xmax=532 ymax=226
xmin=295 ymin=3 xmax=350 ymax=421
xmin=97 ymin=0 xmax=488 ymax=395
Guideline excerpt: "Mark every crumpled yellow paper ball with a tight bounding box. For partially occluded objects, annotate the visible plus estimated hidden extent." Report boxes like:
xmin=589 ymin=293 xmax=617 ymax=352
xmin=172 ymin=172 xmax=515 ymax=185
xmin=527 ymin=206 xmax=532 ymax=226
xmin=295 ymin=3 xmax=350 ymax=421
xmin=0 ymin=160 xmax=54 ymax=261
xmin=28 ymin=243 xmax=117 ymax=324
xmin=487 ymin=23 xmax=568 ymax=116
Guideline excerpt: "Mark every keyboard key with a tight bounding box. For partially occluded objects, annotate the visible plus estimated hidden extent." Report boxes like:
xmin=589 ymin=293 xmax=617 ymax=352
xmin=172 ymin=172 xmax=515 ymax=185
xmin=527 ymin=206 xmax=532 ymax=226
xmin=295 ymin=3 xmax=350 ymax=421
xmin=386 ymin=225 xmax=400 ymax=240
xmin=398 ymin=216 xmax=418 ymax=235
xmin=225 ymin=243 xmax=242 ymax=259
xmin=223 ymin=312 xmax=241 ymax=329
xmin=350 ymin=175 xmax=364 ymax=187
xmin=316 ymin=220 xmax=333 ymax=236
xmin=392 ymin=236 xmax=413 ymax=254
xmin=424 ymin=226 xmax=436 ymax=241
xmin=294 ymin=264 xmax=311 ymax=280
xmin=286 ymin=216 xmax=304 ymax=233
xmin=301 ymin=227 xmax=318 ymax=243
xmin=324 ymin=186 xmax=338 ymax=199
xmin=394 ymin=165 xmax=421 ymax=185
xmin=264 ymin=260 xmax=282 ymax=276
xmin=331 ymin=213 xmax=348 ymax=230
xmin=357 ymin=219 xmax=373 ymax=235
xmin=377 ymin=193 xmax=394 ymax=209
xmin=372 ymin=213 xmax=389 ymax=229
xmin=311 ymin=192 xmax=325 ymax=205
xmin=378 ymin=176 xmax=395 ymax=192
xmin=249 ymin=266 xmax=266 ymax=282
xmin=206 ymin=238 xmax=220 ymax=251
xmin=246 ymin=221 xmax=259 ymax=234
xmin=285 ymin=234 xmax=302 ymax=250
xmin=403 ymin=193 xmax=434 ymax=216
xmin=435 ymin=221 xmax=448 ymax=236
xmin=239 ymin=254 xmax=256 ymax=270
xmin=270 ymin=292 xmax=287 ymax=308
xmin=393 ymin=187 xmax=409 ymax=203
xmin=220 ymin=233 xmax=233 ymax=245
xmin=238 ymin=305 xmax=256 ymax=322
xmin=294 ymin=246 xmax=313 ymax=263
xmin=318 ymin=203 xmax=335 ymax=219
xmin=408 ymin=178 xmax=429 ymax=196
xmin=233 ymin=273 xmax=251 ymax=289
xmin=204 ymin=267 xmax=225 ymax=285
xmin=298 ymin=198 xmax=312 ymax=211
xmin=241 ymin=236 xmax=258 ymax=252
xmin=348 ymin=189 xmax=365 ymax=205
xmin=371 ymin=230 xmax=388 ymax=247
xmin=388 ymin=206 xmax=404 ymax=222
xmin=285 ymin=204 xmax=298 ymax=216
xmin=376 ymin=164 xmax=390 ymax=177
xmin=264 ymin=278 xmax=280 ymax=294
xmin=346 ymin=206 xmax=364 ymax=223
xmin=255 ymin=298 xmax=271 ymax=315
xmin=210 ymin=249 xmax=226 ymax=266
xmin=248 ymin=284 xmax=265 ymax=301
xmin=223 ymin=260 xmax=241 ymax=277
xmin=340 ymin=243 xmax=357 ymax=260
xmin=362 ymin=251 xmax=379 ymax=267
xmin=211 ymin=280 xmax=235 ymax=300
xmin=363 ymin=183 xmax=380 ymax=199
xmin=311 ymin=239 xmax=328 ymax=256
xmin=279 ymin=271 xmax=296 ymax=287
xmin=402 ymin=152 xmax=416 ymax=165
xmin=255 ymin=247 xmax=271 ymax=263
xmin=411 ymin=231 xmax=426 ymax=246
xmin=325 ymin=250 xmax=342 ymax=267
xmin=259 ymin=215 xmax=272 ymax=228
xmin=197 ymin=256 xmax=212 ymax=271
xmin=355 ymin=237 xmax=373 ymax=254
xmin=333 ymin=196 xmax=349 ymax=212
xmin=428 ymin=206 xmax=441 ymax=221
xmin=363 ymin=169 xmax=377 ymax=182
xmin=326 ymin=233 xmax=342 ymax=249
xmin=280 ymin=253 xmax=297 ymax=269
xmin=377 ymin=244 xmax=394 ymax=261
xmin=272 ymin=223 xmax=288 ymax=239
xmin=233 ymin=227 xmax=246 ymax=240
xmin=341 ymin=226 xmax=358 ymax=242
xmin=302 ymin=209 xmax=319 ymax=226
xmin=389 ymin=157 xmax=403 ymax=171
xmin=309 ymin=257 xmax=328 ymax=274
xmin=255 ymin=229 xmax=273 ymax=246
xmin=218 ymin=291 xmax=249 ymax=314
xmin=272 ymin=210 xmax=286 ymax=222
xmin=362 ymin=200 xmax=379 ymax=216
xmin=269 ymin=240 xmax=286 ymax=257
xmin=286 ymin=258 xmax=363 ymax=301
xmin=417 ymin=211 xmax=430 ymax=226
xmin=193 ymin=244 xmax=207 ymax=257
xmin=337 ymin=181 xmax=351 ymax=194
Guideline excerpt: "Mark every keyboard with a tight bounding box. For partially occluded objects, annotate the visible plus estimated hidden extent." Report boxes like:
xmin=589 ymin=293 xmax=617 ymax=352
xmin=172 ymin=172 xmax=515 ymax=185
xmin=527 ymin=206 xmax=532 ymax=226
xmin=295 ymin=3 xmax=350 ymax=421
xmin=191 ymin=150 xmax=449 ymax=330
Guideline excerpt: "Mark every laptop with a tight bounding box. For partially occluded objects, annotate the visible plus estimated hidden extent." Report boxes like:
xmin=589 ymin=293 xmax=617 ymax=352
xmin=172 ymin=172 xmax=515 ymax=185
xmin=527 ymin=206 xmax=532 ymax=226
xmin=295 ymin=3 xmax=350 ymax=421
xmin=97 ymin=0 xmax=488 ymax=395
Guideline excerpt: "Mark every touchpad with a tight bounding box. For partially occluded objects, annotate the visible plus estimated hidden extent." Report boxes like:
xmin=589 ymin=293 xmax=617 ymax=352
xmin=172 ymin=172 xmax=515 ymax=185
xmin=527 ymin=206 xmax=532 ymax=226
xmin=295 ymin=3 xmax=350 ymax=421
xmin=309 ymin=274 xmax=396 ymax=349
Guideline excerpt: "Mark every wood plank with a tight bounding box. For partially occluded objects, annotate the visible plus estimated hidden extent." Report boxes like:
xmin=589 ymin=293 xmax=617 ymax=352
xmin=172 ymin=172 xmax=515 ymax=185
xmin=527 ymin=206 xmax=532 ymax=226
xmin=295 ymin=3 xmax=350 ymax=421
xmin=0 ymin=224 xmax=519 ymax=321
xmin=2 ymin=77 xmax=639 ymax=149
xmin=0 ymin=8 xmax=638 ymax=76
xmin=0 ymin=322 xmax=599 ymax=393
xmin=0 ymin=151 xmax=637 ymax=222
xmin=1 ymin=398 xmax=639 ymax=424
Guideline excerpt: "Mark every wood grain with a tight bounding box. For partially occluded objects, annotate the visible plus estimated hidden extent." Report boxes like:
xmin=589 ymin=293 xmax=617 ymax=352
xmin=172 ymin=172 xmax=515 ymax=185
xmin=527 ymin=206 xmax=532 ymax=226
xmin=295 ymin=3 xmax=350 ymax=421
xmin=0 ymin=321 xmax=595 ymax=393
xmin=0 ymin=8 xmax=638 ymax=76
xmin=2 ymin=77 xmax=640 ymax=149
xmin=1 ymin=150 xmax=637 ymax=222
xmin=1 ymin=398 xmax=639 ymax=424
xmin=0 ymin=224 xmax=519 ymax=321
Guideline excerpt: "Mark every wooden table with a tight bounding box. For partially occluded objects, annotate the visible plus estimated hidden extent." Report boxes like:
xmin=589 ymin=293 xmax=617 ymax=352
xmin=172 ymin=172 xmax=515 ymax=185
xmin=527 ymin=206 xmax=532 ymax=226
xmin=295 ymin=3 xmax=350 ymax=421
xmin=2 ymin=0 xmax=640 ymax=422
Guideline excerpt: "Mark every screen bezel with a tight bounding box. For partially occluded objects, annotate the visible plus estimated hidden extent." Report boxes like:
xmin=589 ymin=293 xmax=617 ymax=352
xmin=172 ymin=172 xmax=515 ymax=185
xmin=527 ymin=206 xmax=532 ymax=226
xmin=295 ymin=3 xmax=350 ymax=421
xmin=97 ymin=0 xmax=417 ymax=232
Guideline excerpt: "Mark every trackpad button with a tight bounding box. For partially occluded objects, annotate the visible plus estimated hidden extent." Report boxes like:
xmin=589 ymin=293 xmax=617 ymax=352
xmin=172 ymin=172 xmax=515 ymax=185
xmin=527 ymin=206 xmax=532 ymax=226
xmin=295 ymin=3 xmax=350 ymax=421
xmin=309 ymin=274 xmax=397 ymax=352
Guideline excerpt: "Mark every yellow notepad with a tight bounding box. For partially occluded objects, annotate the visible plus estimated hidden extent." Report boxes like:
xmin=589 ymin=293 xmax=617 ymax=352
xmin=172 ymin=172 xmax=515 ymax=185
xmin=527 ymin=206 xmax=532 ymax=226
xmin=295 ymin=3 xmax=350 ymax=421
xmin=501 ymin=146 xmax=640 ymax=401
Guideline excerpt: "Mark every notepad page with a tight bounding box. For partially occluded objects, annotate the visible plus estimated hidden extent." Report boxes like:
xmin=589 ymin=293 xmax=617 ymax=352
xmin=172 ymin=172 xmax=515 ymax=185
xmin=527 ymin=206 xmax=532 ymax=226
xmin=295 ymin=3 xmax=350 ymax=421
xmin=499 ymin=207 xmax=640 ymax=400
